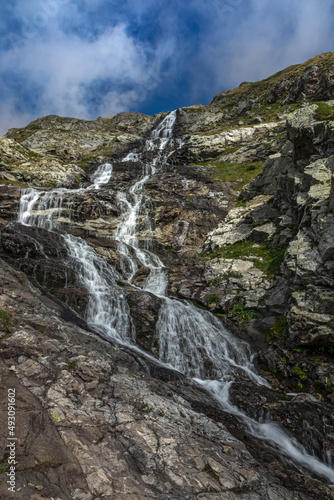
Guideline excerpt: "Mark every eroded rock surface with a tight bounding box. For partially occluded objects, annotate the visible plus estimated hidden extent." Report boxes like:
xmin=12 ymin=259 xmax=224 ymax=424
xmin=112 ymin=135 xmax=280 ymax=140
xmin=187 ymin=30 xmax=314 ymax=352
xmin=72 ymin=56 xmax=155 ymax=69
xmin=2 ymin=260 xmax=329 ymax=499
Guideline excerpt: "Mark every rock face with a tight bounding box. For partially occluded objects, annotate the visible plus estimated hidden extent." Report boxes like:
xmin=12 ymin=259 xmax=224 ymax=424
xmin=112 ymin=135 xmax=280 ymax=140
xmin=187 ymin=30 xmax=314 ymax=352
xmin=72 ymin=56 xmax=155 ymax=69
xmin=1 ymin=52 xmax=334 ymax=499
xmin=2 ymin=259 xmax=328 ymax=500
xmin=0 ymin=136 xmax=84 ymax=188
xmin=200 ymin=100 xmax=334 ymax=404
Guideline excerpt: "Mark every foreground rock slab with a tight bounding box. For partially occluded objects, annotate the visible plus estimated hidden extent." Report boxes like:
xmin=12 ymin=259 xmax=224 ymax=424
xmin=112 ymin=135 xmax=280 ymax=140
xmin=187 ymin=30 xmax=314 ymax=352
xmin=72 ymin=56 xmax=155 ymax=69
xmin=1 ymin=259 xmax=331 ymax=499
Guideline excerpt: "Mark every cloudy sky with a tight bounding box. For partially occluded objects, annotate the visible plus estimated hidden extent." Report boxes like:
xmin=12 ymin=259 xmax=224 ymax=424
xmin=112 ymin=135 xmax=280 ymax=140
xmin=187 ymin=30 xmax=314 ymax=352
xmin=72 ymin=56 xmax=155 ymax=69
xmin=1 ymin=0 xmax=334 ymax=134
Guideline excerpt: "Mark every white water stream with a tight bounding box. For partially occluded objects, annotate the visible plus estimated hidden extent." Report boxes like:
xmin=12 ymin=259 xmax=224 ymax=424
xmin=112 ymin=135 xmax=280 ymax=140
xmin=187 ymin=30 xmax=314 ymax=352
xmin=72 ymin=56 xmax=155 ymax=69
xmin=18 ymin=111 xmax=334 ymax=483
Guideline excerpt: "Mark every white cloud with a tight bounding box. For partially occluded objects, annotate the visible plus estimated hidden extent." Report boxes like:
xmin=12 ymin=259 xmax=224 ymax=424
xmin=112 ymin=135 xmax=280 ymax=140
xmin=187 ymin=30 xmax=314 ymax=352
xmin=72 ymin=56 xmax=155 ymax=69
xmin=1 ymin=0 xmax=334 ymax=135
xmin=209 ymin=0 xmax=334 ymax=88
xmin=0 ymin=19 xmax=173 ymax=134
xmin=0 ymin=102 xmax=37 ymax=136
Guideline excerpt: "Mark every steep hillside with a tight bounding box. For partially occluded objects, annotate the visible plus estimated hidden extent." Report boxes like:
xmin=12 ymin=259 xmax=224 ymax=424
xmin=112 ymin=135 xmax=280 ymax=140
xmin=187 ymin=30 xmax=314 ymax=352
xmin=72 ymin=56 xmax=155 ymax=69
xmin=1 ymin=53 xmax=334 ymax=499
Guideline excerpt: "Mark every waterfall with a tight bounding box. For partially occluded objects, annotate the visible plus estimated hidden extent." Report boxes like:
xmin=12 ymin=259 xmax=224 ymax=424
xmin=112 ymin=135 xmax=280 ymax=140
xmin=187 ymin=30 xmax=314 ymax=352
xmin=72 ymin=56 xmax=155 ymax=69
xmin=18 ymin=163 xmax=134 ymax=342
xmin=17 ymin=110 xmax=334 ymax=483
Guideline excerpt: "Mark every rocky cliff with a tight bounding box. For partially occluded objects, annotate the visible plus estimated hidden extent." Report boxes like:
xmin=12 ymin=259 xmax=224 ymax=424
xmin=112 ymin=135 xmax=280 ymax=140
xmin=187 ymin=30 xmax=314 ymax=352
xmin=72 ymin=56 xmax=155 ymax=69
xmin=1 ymin=52 xmax=334 ymax=499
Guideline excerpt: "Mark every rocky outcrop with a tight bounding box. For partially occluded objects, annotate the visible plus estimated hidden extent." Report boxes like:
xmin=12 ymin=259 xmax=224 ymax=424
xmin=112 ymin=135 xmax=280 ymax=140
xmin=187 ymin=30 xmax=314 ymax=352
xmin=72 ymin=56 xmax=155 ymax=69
xmin=6 ymin=113 xmax=155 ymax=163
xmin=212 ymin=52 xmax=334 ymax=109
xmin=199 ymin=98 xmax=334 ymax=410
xmin=0 ymin=136 xmax=84 ymax=188
xmin=182 ymin=120 xmax=283 ymax=160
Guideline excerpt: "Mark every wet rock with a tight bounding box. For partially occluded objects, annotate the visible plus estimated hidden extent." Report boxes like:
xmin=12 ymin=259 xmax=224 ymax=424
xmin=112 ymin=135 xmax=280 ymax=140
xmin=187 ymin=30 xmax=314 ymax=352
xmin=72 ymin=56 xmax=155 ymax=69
xmin=229 ymin=381 xmax=334 ymax=464
xmin=127 ymin=291 xmax=161 ymax=353
xmin=0 ymin=224 xmax=90 ymax=316
xmin=0 ymin=185 xmax=21 ymax=226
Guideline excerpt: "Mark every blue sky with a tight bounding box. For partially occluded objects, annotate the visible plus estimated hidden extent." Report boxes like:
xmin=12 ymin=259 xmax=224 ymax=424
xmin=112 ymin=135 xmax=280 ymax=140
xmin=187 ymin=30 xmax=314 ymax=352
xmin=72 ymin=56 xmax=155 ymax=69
xmin=1 ymin=0 xmax=334 ymax=134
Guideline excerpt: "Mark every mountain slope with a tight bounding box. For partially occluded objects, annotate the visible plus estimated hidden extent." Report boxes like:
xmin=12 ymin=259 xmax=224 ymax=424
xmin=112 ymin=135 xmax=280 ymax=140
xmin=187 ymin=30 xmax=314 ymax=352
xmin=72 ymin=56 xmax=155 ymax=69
xmin=1 ymin=53 xmax=334 ymax=499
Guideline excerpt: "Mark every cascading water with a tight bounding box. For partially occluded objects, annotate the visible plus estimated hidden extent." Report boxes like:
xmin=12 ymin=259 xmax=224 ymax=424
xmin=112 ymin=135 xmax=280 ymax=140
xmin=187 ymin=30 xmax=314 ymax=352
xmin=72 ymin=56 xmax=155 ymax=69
xmin=18 ymin=163 xmax=134 ymax=342
xmin=17 ymin=111 xmax=334 ymax=483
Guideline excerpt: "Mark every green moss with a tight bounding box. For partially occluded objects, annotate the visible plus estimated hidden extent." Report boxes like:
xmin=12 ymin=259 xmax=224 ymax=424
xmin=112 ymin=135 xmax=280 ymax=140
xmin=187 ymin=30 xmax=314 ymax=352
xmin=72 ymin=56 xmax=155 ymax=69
xmin=292 ymin=366 xmax=308 ymax=381
xmin=192 ymin=160 xmax=264 ymax=190
xmin=220 ymin=146 xmax=239 ymax=155
xmin=50 ymin=412 xmax=61 ymax=423
xmin=67 ymin=361 xmax=77 ymax=371
xmin=203 ymin=241 xmax=287 ymax=280
xmin=221 ymin=270 xmax=243 ymax=280
xmin=231 ymin=302 xmax=258 ymax=325
xmin=27 ymin=150 xmax=42 ymax=160
xmin=270 ymin=315 xmax=288 ymax=340
xmin=203 ymin=464 xmax=220 ymax=482
xmin=314 ymin=102 xmax=334 ymax=121
xmin=0 ymin=310 xmax=11 ymax=332
xmin=206 ymin=294 xmax=220 ymax=305
xmin=0 ymin=179 xmax=30 ymax=187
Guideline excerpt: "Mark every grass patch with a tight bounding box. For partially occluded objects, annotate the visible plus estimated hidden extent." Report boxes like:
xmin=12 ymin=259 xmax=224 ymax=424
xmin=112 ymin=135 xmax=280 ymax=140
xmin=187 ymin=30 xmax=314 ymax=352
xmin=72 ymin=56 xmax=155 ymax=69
xmin=314 ymin=102 xmax=334 ymax=121
xmin=206 ymin=294 xmax=220 ymax=305
xmin=184 ymin=107 xmax=203 ymax=113
xmin=270 ymin=315 xmax=289 ymax=341
xmin=0 ymin=179 xmax=30 ymax=187
xmin=220 ymin=102 xmax=238 ymax=110
xmin=224 ymin=52 xmax=334 ymax=105
xmin=220 ymin=146 xmax=239 ymax=155
xmin=50 ymin=412 xmax=61 ymax=423
xmin=235 ymin=200 xmax=246 ymax=207
xmin=302 ymin=345 xmax=334 ymax=357
xmin=0 ymin=464 xmax=9 ymax=474
xmin=7 ymin=123 xmax=42 ymax=143
xmin=192 ymin=160 xmax=263 ymax=190
xmin=231 ymin=303 xmax=258 ymax=325
xmin=221 ymin=270 xmax=243 ymax=280
xmin=0 ymin=310 xmax=11 ymax=332
xmin=203 ymin=241 xmax=287 ymax=279
xmin=27 ymin=150 xmax=42 ymax=160
xmin=68 ymin=361 xmax=77 ymax=371
xmin=292 ymin=366 xmax=308 ymax=381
